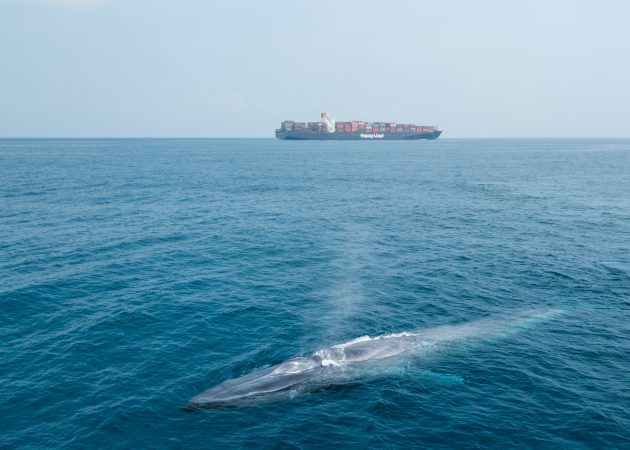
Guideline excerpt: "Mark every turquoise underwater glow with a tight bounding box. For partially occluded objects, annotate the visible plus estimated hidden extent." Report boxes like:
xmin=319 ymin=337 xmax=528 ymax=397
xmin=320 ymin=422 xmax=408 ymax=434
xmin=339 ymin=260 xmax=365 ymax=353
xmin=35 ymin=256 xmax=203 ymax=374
xmin=1 ymin=138 xmax=629 ymax=448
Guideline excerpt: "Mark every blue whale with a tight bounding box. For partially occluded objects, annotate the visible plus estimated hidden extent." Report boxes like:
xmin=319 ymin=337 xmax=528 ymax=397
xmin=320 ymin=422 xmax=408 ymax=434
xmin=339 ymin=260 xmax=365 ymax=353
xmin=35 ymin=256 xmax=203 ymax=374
xmin=188 ymin=309 xmax=561 ymax=408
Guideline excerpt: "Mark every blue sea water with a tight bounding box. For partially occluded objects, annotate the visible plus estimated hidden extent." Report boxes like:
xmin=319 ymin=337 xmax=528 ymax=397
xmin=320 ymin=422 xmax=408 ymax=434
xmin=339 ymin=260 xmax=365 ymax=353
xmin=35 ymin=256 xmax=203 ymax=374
xmin=1 ymin=138 xmax=629 ymax=449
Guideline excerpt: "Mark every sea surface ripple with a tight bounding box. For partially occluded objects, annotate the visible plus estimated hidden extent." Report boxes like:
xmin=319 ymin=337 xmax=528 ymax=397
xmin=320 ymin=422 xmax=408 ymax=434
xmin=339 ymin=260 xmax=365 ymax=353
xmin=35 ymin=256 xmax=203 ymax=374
xmin=1 ymin=138 xmax=629 ymax=448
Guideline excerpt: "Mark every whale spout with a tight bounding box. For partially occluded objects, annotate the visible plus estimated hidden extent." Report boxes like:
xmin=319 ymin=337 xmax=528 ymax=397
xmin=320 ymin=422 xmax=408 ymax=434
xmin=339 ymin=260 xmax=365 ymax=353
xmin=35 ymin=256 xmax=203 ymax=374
xmin=188 ymin=309 xmax=561 ymax=408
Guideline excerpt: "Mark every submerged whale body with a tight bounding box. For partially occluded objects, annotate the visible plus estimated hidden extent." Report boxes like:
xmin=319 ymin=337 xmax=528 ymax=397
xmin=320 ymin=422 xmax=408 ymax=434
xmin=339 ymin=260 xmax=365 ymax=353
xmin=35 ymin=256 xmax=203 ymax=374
xmin=188 ymin=309 xmax=560 ymax=408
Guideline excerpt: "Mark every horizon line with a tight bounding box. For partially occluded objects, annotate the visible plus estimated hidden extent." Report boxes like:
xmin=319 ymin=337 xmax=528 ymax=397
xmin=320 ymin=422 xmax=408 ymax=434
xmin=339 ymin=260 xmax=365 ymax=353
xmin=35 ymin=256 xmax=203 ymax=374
xmin=1 ymin=136 xmax=630 ymax=140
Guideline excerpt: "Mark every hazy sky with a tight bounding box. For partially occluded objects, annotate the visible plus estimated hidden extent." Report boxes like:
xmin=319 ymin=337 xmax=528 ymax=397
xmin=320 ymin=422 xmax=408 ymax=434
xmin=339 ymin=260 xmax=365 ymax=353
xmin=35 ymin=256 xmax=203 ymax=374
xmin=1 ymin=0 xmax=629 ymax=137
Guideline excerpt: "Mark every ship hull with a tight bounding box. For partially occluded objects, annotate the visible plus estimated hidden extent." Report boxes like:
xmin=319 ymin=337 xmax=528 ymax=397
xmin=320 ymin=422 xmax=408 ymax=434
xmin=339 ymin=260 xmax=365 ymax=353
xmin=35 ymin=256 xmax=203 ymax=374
xmin=275 ymin=130 xmax=442 ymax=140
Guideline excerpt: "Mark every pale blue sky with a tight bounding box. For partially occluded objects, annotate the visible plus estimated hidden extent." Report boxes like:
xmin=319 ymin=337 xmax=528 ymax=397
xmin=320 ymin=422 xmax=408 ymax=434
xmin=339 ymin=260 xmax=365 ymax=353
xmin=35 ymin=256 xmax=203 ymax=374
xmin=1 ymin=0 xmax=629 ymax=137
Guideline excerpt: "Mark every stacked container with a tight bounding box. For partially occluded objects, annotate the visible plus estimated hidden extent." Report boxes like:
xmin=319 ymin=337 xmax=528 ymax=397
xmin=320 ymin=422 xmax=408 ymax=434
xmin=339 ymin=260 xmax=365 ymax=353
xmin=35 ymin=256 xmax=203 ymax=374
xmin=281 ymin=116 xmax=436 ymax=135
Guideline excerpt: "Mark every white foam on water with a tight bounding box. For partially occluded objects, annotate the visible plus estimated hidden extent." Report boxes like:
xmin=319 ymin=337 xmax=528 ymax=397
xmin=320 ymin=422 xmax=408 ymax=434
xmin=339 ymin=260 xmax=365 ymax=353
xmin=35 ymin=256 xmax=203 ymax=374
xmin=332 ymin=335 xmax=372 ymax=348
xmin=314 ymin=347 xmax=347 ymax=366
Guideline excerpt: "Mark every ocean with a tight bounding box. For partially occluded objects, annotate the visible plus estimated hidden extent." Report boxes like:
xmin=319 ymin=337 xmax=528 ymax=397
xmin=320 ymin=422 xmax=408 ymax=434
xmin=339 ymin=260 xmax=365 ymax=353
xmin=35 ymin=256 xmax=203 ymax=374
xmin=1 ymin=138 xmax=629 ymax=449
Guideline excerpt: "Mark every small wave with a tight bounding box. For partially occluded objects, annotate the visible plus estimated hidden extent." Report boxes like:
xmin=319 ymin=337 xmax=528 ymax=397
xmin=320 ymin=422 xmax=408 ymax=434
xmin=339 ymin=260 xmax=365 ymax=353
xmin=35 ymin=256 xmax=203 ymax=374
xmin=599 ymin=261 xmax=630 ymax=278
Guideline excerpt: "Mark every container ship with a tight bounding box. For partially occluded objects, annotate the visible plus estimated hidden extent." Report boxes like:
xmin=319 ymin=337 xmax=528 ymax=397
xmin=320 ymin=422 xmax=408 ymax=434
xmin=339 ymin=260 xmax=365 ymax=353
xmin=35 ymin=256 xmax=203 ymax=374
xmin=276 ymin=113 xmax=442 ymax=140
